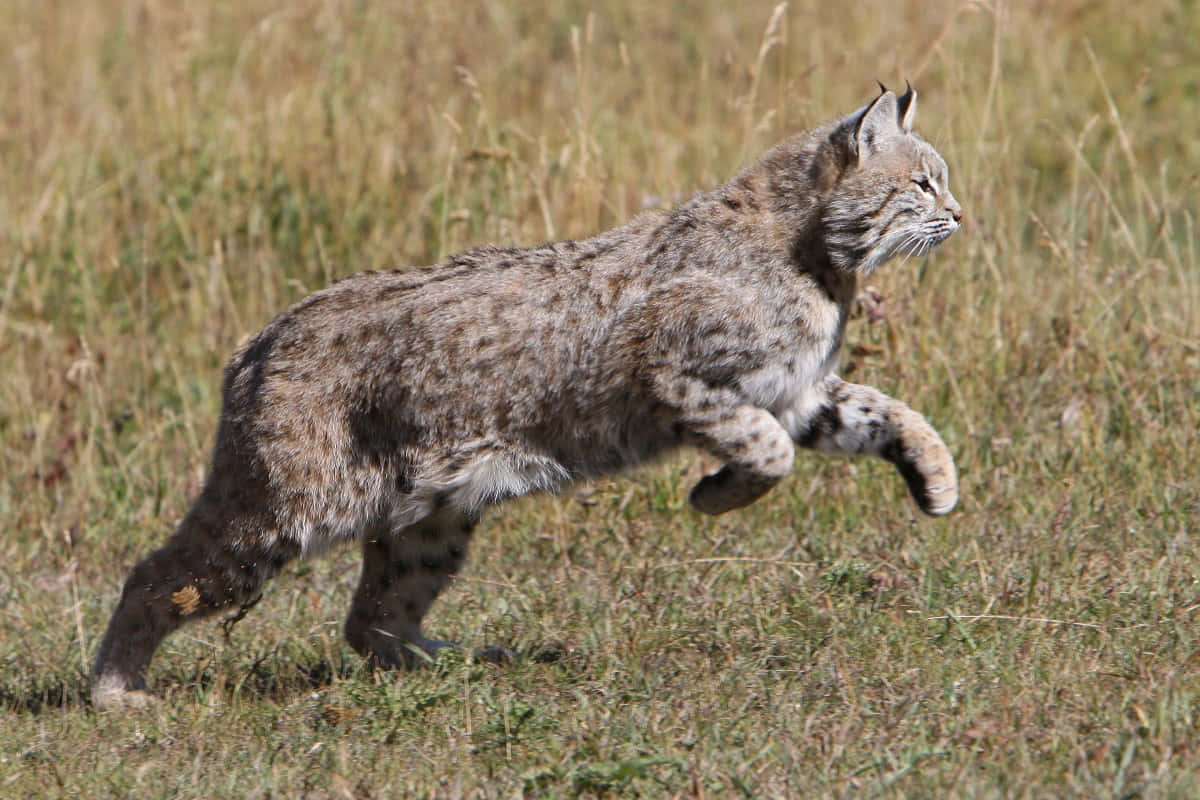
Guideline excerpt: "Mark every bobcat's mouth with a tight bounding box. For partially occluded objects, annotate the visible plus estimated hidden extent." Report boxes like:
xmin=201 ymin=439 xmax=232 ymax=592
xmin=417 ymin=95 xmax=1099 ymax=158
xmin=895 ymin=217 xmax=959 ymax=258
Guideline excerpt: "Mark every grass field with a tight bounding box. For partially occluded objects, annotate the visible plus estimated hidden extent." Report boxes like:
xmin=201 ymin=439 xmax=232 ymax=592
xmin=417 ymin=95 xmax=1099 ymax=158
xmin=1 ymin=0 xmax=1197 ymax=796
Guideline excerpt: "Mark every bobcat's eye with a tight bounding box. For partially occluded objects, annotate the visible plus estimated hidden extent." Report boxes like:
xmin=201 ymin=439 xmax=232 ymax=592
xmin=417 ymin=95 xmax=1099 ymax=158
xmin=913 ymin=177 xmax=935 ymax=196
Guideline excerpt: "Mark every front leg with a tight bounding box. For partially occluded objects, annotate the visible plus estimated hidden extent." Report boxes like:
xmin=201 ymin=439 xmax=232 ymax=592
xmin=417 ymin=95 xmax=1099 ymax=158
xmin=784 ymin=375 xmax=958 ymax=515
xmin=685 ymin=404 xmax=796 ymax=515
xmin=649 ymin=371 xmax=795 ymax=515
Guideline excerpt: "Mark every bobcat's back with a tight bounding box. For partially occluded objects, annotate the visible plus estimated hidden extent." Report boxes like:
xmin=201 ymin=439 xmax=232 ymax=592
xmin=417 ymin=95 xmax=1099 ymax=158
xmin=219 ymin=194 xmax=845 ymax=543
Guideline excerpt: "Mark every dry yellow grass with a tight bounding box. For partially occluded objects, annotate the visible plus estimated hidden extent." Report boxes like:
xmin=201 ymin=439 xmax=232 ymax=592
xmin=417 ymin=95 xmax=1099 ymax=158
xmin=1 ymin=1 xmax=1197 ymax=797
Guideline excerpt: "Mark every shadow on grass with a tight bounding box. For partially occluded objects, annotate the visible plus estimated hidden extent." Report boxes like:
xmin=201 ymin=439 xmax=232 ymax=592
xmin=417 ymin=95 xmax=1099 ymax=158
xmin=0 ymin=676 xmax=90 ymax=714
xmin=0 ymin=659 xmax=354 ymax=714
xmin=0 ymin=643 xmax=580 ymax=714
xmin=155 ymin=652 xmax=368 ymax=707
xmin=213 ymin=655 xmax=360 ymax=701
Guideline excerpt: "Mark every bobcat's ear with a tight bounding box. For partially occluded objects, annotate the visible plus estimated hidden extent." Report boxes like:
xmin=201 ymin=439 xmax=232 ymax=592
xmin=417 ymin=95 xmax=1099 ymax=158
xmin=853 ymin=91 xmax=899 ymax=163
xmin=831 ymin=90 xmax=904 ymax=166
xmin=897 ymin=82 xmax=917 ymax=133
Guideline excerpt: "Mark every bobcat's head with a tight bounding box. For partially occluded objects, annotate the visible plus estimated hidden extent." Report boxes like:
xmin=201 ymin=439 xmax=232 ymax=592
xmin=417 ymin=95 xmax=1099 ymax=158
xmin=821 ymin=86 xmax=963 ymax=275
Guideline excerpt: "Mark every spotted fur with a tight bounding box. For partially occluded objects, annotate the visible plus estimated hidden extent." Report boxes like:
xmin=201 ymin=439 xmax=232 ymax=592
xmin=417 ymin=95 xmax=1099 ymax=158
xmin=92 ymin=87 xmax=961 ymax=708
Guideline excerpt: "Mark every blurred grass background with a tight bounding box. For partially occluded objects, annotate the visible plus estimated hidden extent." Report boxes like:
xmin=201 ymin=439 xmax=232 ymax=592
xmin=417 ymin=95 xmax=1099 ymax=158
xmin=1 ymin=0 xmax=1197 ymax=797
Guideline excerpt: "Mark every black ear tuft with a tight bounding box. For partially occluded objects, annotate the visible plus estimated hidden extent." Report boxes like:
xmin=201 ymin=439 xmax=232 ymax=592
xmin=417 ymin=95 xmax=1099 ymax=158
xmin=897 ymin=82 xmax=918 ymax=133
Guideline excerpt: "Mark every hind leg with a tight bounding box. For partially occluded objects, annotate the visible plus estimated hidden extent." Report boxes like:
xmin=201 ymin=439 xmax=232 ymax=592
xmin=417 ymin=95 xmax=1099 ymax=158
xmin=91 ymin=497 xmax=298 ymax=708
xmin=344 ymin=505 xmax=477 ymax=669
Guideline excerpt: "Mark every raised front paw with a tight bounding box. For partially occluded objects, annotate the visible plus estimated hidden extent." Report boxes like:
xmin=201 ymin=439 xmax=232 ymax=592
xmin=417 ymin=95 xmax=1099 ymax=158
xmin=687 ymin=466 xmax=770 ymax=515
xmin=885 ymin=411 xmax=958 ymax=516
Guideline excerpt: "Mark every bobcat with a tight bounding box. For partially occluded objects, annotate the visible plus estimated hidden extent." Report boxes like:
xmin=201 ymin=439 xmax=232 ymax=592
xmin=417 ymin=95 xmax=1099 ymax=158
xmin=93 ymin=86 xmax=961 ymax=708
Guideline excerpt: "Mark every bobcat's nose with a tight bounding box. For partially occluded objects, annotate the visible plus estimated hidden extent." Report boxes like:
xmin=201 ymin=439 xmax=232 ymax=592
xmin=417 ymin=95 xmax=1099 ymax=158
xmin=946 ymin=198 xmax=963 ymax=224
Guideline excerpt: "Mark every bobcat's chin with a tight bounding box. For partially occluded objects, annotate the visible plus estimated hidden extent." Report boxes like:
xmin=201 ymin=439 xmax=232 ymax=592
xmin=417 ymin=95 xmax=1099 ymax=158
xmin=859 ymin=217 xmax=960 ymax=275
xmin=897 ymin=217 xmax=960 ymax=258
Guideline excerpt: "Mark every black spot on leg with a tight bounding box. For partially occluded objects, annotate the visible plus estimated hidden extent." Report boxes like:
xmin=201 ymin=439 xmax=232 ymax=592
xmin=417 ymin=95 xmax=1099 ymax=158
xmin=714 ymin=406 xmax=739 ymax=423
xmin=881 ymin=441 xmax=933 ymax=513
xmin=796 ymin=404 xmax=841 ymax=448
